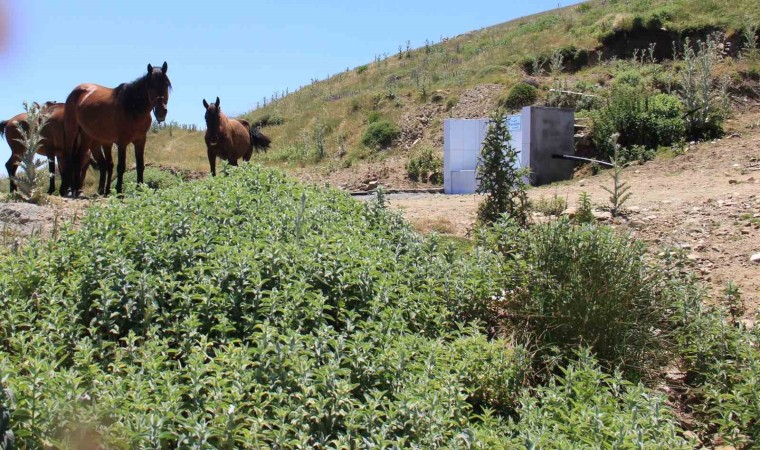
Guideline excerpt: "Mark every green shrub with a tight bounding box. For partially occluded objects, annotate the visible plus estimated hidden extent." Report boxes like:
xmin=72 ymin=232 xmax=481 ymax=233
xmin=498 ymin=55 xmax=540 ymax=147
xmin=591 ymin=85 xmax=685 ymax=161
xmin=499 ymin=83 xmax=538 ymax=111
xmin=361 ymin=120 xmax=400 ymax=149
xmin=250 ymin=114 xmax=285 ymax=128
xmin=679 ymin=36 xmax=729 ymax=140
xmin=356 ymin=64 xmax=369 ymax=74
xmin=574 ymin=192 xmax=595 ymax=224
xmin=445 ymin=97 xmax=458 ymax=111
xmin=531 ymin=194 xmax=567 ymax=216
xmin=406 ymin=148 xmax=443 ymax=184
xmin=507 ymin=349 xmax=693 ymax=449
xmin=486 ymin=219 xmax=684 ymax=376
xmin=0 ymin=382 xmax=12 ymax=450
xmin=0 ymin=165 xmax=527 ymax=448
xmin=123 ymin=167 xmax=182 ymax=190
xmin=366 ymin=110 xmax=381 ymax=124
xmin=677 ymin=305 xmax=760 ymax=447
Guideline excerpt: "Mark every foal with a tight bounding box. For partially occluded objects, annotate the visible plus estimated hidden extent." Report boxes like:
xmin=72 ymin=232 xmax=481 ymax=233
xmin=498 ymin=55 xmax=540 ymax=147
xmin=203 ymin=97 xmax=270 ymax=176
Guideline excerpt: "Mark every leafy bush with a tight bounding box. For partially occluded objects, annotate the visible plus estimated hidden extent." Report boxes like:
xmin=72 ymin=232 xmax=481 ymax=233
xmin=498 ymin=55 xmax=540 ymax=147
xmin=366 ymin=110 xmax=381 ymax=124
xmin=250 ymin=114 xmax=285 ymax=128
xmin=531 ymin=194 xmax=567 ymax=216
xmin=499 ymin=83 xmax=537 ymax=111
xmin=123 ymin=167 xmax=183 ymax=190
xmin=406 ymin=147 xmax=443 ymax=184
xmin=679 ymin=36 xmax=730 ymax=140
xmin=485 ymin=219 xmax=685 ymax=376
xmin=0 ymin=165 xmax=529 ymax=448
xmin=591 ymin=85 xmax=685 ymax=161
xmin=506 ymin=349 xmax=692 ymax=449
xmin=677 ymin=305 xmax=760 ymax=447
xmin=545 ymin=79 xmax=602 ymax=111
xmin=356 ymin=64 xmax=369 ymax=74
xmin=361 ymin=120 xmax=400 ymax=149
xmin=0 ymin=382 xmax=12 ymax=450
xmin=574 ymin=192 xmax=595 ymax=224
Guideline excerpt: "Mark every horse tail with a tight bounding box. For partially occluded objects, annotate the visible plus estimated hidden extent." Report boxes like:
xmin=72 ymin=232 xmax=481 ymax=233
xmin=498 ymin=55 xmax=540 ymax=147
xmin=249 ymin=127 xmax=271 ymax=153
xmin=0 ymin=120 xmax=7 ymax=138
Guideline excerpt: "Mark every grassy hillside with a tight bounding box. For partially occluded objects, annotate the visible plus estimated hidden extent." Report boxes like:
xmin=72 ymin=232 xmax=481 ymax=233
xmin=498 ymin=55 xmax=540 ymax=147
xmin=139 ymin=0 xmax=758 ymax=187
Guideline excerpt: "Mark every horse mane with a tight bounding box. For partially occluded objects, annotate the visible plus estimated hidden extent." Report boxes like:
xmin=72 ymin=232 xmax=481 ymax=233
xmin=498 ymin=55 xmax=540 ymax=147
xmin=113 ymin=75 xmax=151 ymax=118
xmin=0 ymin=120 xmax=6 ymax=138
xmin=112 ymin=69 xmax=171 ymax=118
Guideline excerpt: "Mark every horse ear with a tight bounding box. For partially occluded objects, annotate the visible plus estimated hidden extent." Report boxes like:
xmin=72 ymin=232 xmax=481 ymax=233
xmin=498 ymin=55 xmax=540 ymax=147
xmin=147 ymin=64 xmax=153 ymax=73
xmin=161 ymin=62 xmax=168 ymax=74
xmin=215 ymin=97 xmax=220 ymax=108
xmin=203 ymin=99 xmax=209 ymax=109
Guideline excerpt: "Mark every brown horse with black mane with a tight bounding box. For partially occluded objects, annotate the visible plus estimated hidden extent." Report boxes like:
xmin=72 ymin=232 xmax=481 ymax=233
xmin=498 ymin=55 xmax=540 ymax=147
xmin=64 ymin=62 xmax=171 ymax=196
xmin=1 ymin=102 xmax=98 ymax=195
xmin=203 ymin=97 xmax=271 ymax=176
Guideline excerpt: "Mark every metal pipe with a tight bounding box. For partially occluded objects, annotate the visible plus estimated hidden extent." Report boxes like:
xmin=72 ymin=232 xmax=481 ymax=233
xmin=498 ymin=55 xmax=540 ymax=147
xmin=551 ymin=154 xmax=614 ymax=168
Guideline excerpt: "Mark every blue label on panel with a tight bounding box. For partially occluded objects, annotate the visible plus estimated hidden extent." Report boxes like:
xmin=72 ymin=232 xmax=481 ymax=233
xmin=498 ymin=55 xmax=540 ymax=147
xmin=507 ymin=115 xmax=521 ymax=132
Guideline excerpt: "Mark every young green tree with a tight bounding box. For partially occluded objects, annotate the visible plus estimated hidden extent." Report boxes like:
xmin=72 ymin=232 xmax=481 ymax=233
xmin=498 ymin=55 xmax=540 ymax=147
xmin=603 ymin=134 xmax=632 ymax=218
xmin=11 ymin=102 xmax=48 ymax=204
xmin=477 ymin=109 xmax=529 ymax=225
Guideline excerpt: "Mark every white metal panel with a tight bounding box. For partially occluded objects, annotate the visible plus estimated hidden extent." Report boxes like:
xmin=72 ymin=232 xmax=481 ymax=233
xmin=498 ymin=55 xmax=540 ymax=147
xmin=443 ymin=116 xmax=525 ymax=194
xmin=450 ymin=170 xmax=477 ymax=194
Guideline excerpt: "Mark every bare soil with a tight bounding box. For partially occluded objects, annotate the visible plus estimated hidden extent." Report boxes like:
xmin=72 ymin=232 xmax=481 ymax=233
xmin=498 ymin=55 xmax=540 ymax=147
xmin=389 ymin=113 xmax=760 ymax=311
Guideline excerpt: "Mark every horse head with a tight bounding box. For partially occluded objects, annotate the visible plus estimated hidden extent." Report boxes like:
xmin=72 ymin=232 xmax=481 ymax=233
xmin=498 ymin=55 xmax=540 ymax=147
xmin=203 ymin=97 xmax=222 ymax=146
xmin=147 ymin=62 xmax=170 ymax=123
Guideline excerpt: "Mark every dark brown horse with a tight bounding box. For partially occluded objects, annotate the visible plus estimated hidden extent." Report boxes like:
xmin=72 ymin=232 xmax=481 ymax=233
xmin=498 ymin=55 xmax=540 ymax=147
xmin=1 ymin=102 xmax=96 ymax=195
xmin=203 ymin=97 xmax=270 ymax=175
xmin=64 ymin=62 xmax=171 ymax=195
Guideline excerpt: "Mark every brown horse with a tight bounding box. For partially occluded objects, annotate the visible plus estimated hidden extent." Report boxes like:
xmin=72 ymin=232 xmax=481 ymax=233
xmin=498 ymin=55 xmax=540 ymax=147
xmin=1 ymin=102 xmax=96 ymax=195
xmin=203 ymin=97 xmax=271 ymax=176
xmin=64 ymin=62 xmax=171 ymax=196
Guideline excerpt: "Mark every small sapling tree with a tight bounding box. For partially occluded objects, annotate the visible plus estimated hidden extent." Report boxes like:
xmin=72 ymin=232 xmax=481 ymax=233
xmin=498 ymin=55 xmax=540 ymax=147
xmin=11 ymin=102 xmax=48 ymax=203
xmin=477 ymin=108 xmax=529 ymax=226
xmin=602 ymin=133 xmax=632 ymax=217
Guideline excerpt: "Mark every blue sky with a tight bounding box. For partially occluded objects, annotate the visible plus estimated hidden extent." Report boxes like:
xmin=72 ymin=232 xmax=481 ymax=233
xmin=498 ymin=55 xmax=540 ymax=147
xmin=0 ymin=0 xmax=583 ymax=171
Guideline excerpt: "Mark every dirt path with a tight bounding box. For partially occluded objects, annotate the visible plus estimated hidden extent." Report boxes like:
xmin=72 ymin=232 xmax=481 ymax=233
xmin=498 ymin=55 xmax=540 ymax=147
xmin=390 ymin=118 xmax=760 ymax=310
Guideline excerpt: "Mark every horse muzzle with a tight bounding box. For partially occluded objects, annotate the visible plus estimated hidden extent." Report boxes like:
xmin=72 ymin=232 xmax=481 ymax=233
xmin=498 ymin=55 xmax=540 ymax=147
xmin=154 ymin=109 xmax=167 ymax=123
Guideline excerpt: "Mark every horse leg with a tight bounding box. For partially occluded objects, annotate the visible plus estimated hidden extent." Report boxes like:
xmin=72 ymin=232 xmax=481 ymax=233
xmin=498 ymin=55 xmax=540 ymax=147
xmin=115 ymin=143 xmax=127 ymax=195
xmin=207 ymin=148 xmax=216 ymax=177
xmin=103 ymin=145 xmax=114 ymax=196
xmin=47 ymin=157 xmax=56 ymax=194
xmin=228 ymin=158 xmax=238 ymax=167
xmin=5 ymin=156 xmax=18 ymax=193
xmin=57 ymin=155 xmax=68 ymax=196
xmin=134 ymin=138 xmax=146 ymax=185
xmin=74 ymin=137 xmax=94 ymax=198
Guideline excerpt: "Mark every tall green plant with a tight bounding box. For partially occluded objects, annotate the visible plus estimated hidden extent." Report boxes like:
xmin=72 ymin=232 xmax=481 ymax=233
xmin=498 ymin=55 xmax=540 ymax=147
xmin=679 ymin=36 xmax=729 ymax=139
xmin=477 ymin=109 xmax=529 ymax=226
xmin=602 ymin=134 xmax=632 ymax=217
xmin=742 ymin=22 xmax=759 ymax=60
xmin=574 ymin=191 xmax=595 ymax=224
xmin=11 ymin=102 xmax=48 ymax=204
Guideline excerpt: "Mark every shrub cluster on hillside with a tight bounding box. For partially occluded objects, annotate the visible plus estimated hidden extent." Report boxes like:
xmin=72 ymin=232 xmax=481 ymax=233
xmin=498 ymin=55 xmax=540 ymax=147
xmin=499 ymin=82 xmax=538 ymax=111
xmin=405 ymin=147 xmax=443 ymax=184
xmin=361 ymin=120 xmax=400 ymax=149
xmin=1 ymin=164 xmax=759 ymax=446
